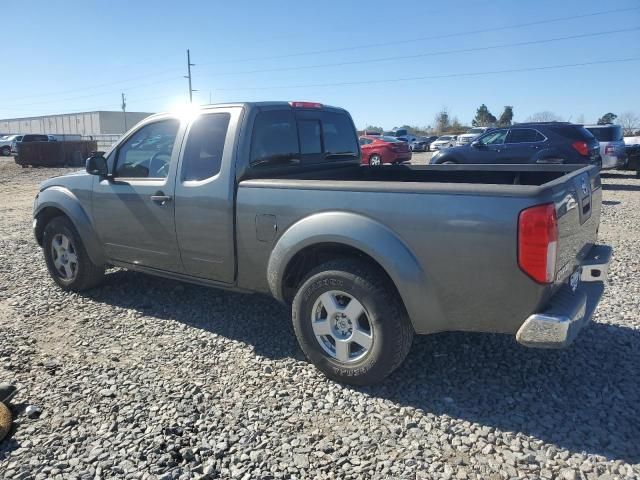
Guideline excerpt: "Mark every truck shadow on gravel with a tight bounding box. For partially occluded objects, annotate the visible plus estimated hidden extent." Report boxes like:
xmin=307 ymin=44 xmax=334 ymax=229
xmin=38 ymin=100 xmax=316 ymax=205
xmin=602 ymin=183 xmax=640 ymax=192
xmin=85 ymin=270 xmax=639 ymax=464
xmin=366 ymin=325 xmax=640 ymax=464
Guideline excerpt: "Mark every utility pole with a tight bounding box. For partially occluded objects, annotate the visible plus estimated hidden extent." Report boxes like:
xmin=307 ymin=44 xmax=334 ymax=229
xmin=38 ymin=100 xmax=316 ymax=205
xmin=121 ymin=93 xmax=127 ymax=132
xmin=185 ymin=49 xmax=197 ymax=103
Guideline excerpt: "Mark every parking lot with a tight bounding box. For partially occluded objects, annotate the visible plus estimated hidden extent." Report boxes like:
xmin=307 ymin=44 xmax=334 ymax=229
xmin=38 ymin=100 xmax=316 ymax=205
xmin=0 ymin=158 xmax=639 ymax=479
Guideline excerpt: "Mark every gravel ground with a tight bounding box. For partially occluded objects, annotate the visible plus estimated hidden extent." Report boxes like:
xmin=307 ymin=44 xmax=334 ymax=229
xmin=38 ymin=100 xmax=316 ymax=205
xmin=0 ymin=158 xmax=639 ymax=479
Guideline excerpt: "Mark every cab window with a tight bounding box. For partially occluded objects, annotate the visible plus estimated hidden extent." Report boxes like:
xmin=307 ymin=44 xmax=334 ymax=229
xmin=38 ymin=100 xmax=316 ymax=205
xmin=250 ymin=110 xmax=299 ymax=165
xmin=182 ymin=113 xmax=230 ymax=181
xmin=114 ymin=119 xmax=179 ymax=178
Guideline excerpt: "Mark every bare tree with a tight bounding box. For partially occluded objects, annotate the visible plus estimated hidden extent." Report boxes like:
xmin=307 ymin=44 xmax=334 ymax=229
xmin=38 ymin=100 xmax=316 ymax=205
xmin=575 ymin=114 xmax=586 ymax=125
xmin=618 ymin=111 xmax=639 ymax=135
xmin=434 ymin=107 xmax=451 ymax=134
xmin=526 ymin=111 xmax=563 ymax=122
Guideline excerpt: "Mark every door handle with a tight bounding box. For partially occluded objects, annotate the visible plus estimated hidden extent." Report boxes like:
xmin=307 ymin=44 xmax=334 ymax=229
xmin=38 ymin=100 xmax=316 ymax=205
xmin=150 ymin=192 xmax=172 ymax=204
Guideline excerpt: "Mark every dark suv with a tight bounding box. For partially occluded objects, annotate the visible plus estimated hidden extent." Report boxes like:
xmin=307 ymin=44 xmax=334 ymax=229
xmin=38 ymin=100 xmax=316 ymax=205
xmin=10 ymin=134 xmax=49 ymax=155
xmin=430 ymin=122 xmax=601 ymax=166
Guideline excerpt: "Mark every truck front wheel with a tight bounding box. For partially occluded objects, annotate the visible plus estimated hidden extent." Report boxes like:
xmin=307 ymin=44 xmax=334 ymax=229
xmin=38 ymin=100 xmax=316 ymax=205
xmin=292 ymin=259 xmax=413 ymax=385
xmin=43 ymin=216 xmax=105 ymax=291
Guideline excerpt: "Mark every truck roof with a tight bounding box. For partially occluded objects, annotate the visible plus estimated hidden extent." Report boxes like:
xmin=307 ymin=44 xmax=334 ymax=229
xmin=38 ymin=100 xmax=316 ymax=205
xmin=146 ymin=101 xmax=348 ymax=121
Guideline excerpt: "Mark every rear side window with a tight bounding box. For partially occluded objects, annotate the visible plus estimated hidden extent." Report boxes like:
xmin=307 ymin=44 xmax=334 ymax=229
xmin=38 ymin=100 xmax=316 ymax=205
xmin=322 ymin=111 xmax=358 ymax=155
xmin=549 ymin=125 xmax=595 ymax=142
xmin=250 ymin=109 xmax=358 ymax=167
xmin=585 ymin=126 xmax=622 ymax=142
xmin=250 ymin=110 xmax=299 ymax=165
xmin=182 ymin=113 xmax=230 ymax=181
xmin=506 ymin=129 xmax=545 ymax=143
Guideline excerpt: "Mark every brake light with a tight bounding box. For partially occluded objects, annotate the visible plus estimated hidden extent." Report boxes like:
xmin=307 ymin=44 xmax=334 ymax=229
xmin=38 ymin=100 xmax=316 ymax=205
xmin=518 ymin=203 xmax=558 ymax=283
xmin=289 ymin=101 xmax=323 ymax=109
xmin=571 ymin=141 xmax=589 ymax=156
xmin=604 ymin=145 xmax=615 ymax=155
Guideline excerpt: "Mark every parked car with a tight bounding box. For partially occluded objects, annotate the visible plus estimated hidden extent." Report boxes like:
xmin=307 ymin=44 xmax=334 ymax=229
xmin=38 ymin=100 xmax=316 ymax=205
xmin=359 ymin=135 xmax=412 ymax=165
xmin=396 ymin=135 xmax=417 ymax=144
xmin=456 ymin=127 xmax=490 ymax=146
xmin=431 ymin=123 xmax=600 ymax=166
xmin=430 ymin=135 xmax=457 ymax=150
xmin=584 ymin=125 xmax=625 ymax=170
xmin=33 ymin=101 xmax=610 ymax=385
xmin=0 ymin=135 xmax=22 ymax=156
xmin=623 ymin=143 xmax=640 ymax=177
xmin=10 ymin=133 xmax=49 ymax=155
xmin=410 ymin=136 xmax=433 ymax=152
xmin=48 ymin=135 xmax=58 ymax=141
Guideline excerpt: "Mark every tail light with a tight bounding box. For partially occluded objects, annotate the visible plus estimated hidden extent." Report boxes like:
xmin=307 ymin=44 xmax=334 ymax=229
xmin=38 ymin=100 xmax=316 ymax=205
xmin=518 ymin=203 xmax=558 ymax=283
xmin=571 ymin=141 xmax=589 ymax=156
xmin=604 ymin=145 xmax=615 ymax=155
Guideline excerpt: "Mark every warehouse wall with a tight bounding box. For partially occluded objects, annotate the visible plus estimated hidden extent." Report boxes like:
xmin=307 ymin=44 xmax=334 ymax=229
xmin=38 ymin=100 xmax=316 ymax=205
xmin=98 ymin=111 xmax=153 ymax=134
xmin=0 ymin=111 xmax=153 ymax=136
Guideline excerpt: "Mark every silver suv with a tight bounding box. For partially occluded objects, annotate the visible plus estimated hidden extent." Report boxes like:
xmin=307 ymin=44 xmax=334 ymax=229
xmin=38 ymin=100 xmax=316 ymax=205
xmin=585 ymin=125 xmax=625 ymax=170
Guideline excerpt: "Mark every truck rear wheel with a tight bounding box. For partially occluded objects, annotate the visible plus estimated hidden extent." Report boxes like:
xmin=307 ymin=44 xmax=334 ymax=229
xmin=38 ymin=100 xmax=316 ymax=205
xmin=292 ymin=259 xmax=413 ymax=385
xmin=43 ymin=216 xmax=105 ymax=291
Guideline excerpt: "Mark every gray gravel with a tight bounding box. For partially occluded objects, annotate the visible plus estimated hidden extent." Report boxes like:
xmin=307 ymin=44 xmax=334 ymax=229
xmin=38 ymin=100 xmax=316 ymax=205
xmin=1 ymin=158 xmax=639 ymax=479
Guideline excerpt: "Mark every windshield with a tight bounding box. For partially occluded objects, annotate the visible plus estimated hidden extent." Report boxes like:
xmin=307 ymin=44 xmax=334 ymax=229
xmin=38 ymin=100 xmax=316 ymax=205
xmin=586 ymin=126 xmax=622 ymax=142
xmin=438 ymin=136 xmax=452 ymax=141
xmin=381 ymin=136 xmax=401 ymax=142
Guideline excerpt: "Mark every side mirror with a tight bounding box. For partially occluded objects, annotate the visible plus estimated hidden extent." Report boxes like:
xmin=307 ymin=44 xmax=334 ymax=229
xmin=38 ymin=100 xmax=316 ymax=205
xmin=86 ymin=154 xmax=108 ymax=176
xmin=471 ymin=140 xmax=483 ymax=148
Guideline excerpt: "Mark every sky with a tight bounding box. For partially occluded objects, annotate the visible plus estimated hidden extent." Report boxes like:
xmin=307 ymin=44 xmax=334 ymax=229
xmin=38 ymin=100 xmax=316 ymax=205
xmin=0 ymin=0 xmax=639 ymax=129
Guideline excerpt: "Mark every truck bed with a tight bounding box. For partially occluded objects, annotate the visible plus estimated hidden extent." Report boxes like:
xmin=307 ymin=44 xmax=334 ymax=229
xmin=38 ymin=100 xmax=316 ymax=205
xmin=245 ymin=163 xmax=586 ymax=189
xmin=236 ymin=163 xmax=601 ymax=336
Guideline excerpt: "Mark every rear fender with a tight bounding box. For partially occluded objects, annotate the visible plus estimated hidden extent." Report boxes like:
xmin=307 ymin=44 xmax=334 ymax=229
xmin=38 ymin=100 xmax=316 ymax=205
xmin=267 ymin=211 xmax=443 ymax=331
xmin=35 ymin=186 xmax=106 ymax=266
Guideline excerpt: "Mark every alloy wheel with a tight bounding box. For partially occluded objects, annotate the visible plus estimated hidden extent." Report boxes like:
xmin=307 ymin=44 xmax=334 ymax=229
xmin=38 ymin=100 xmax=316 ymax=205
xmin=311 ymin=290 xmax=374 ymax=363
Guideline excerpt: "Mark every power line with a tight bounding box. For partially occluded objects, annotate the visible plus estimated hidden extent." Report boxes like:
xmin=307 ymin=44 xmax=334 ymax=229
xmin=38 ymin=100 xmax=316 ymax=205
xmin=3 ymin=7 xmax=635 ymax=106
xmin=1 ymin=76 xmax=183 ymax=108
xmin=198 ymin=6 xmax=640 ymax=66
xmin=200 ymin=27 xmax=640 ymax=78
xmin=5 ymin=68 xmax=183 ymax=102
xmin=212 ymin=57 xmax=640 ymax=91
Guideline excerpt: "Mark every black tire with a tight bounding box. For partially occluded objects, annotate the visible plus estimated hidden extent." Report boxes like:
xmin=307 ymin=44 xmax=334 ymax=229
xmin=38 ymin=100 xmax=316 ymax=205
xmin=43 ymin=216 xmax=105 ymax=291
xmin=1 ymin=146 xmax=10 ymax=156
xmin=292 ymin=258 xmax=414 ymax=385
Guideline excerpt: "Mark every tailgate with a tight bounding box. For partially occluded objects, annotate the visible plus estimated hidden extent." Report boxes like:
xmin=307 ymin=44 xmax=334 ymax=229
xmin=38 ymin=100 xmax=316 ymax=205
xmin=554 ymin=168 xmax=601 ymax=284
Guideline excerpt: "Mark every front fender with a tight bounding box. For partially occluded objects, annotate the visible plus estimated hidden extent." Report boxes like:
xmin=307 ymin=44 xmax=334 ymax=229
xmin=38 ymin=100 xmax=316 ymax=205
xmin=34 ymin=186 xmax=106 ymax=266
xmin=267 ymin=211 xmax=444 ymax=331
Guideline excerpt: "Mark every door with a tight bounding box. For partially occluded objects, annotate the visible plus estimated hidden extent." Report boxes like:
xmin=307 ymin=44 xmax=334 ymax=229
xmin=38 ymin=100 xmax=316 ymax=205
xmin=174 ymin=108 xmax=241 ymax=283
xmin=92 ymin=118 xmax=184 ymax=272
xmin=468 ymin=129 xmax=509 ymax=163
xmin=503 ymin=128 xmax=547 ymax=163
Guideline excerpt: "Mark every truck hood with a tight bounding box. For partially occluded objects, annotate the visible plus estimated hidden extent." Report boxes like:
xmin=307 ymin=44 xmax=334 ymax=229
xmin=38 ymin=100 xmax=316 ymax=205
xmin=39 ymin=170 xmax=90 ymax=191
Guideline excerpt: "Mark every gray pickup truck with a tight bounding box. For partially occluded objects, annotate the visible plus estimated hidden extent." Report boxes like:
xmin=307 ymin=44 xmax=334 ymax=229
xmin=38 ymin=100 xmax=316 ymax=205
xmin=33 ymin=101 xmax=611 ymax=385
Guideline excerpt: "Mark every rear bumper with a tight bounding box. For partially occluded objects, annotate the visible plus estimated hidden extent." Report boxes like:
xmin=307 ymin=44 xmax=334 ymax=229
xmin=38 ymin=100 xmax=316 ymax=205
xmin=601 ymin=154 xmax=625 ymax=170
xmin=516 ymin=245 xmax=611 ymax=348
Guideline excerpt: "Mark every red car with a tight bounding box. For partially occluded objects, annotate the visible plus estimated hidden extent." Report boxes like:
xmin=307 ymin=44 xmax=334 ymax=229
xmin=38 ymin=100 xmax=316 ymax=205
xmin=359 ymin=135 xmax=412 ymax=166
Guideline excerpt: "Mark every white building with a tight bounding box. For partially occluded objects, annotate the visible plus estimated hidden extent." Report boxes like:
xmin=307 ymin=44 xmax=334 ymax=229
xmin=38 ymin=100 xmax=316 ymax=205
xmin=0 ymin=111 xmax=154 ymax=137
